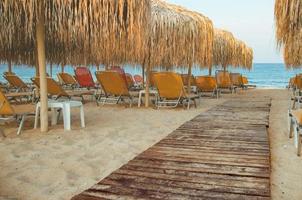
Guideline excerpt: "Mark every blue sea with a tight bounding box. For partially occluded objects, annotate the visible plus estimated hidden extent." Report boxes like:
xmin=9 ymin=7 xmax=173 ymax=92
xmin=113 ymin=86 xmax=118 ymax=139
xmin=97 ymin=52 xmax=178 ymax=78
xmin=0 ymin=63 xmax=300 ymax=88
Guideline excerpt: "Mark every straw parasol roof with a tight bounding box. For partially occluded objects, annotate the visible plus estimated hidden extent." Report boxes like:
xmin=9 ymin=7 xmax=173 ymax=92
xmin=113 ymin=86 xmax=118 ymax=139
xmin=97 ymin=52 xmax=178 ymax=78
xmin=275 ymin=0 xmax=302 ymax=68
xmin=150 ymin=0 xmax=213 ymax=69
xmin=213 ymin=29 xmax=253 ymax=70
xmin=213 ymin=29 xmax=236 ymax=68
xmin=0 ymin=0 xmax=151 ymax=66
xmin=233 ymin=40 xmax=254 ymax=70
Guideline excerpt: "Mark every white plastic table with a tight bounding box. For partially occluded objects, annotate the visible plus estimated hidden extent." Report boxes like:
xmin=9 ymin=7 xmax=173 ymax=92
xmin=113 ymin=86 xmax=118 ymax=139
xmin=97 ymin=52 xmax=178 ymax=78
xmin=34 ymin=100 xmax=85 ymax=131
xmin=138 ymin=89 xmax=158 ymax=107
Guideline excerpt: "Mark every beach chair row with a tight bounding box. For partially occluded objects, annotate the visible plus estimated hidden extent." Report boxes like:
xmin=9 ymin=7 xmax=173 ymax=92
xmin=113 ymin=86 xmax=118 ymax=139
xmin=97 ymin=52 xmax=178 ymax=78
xmin=288 ymin=74 xmax=302 ymax=156
xmin=0 ymin=67 xmax=253 ymax=135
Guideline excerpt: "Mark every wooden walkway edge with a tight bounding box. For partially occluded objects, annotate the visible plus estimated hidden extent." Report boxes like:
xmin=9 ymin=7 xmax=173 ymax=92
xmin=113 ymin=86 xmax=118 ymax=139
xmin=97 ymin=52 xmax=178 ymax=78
xmin=72 ymin=98 xmax=272 ymax=200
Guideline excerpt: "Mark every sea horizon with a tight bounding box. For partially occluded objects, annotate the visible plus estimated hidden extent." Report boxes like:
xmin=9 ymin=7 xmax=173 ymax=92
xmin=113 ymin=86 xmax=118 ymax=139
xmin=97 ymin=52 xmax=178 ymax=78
xmin=0 ymin=63 xmax=300 ymax=89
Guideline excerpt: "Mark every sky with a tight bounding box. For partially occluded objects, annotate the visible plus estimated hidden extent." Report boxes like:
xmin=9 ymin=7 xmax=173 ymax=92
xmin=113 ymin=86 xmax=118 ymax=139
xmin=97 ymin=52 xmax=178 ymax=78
xmin=168 ymin=0 xmax=283 ymax=63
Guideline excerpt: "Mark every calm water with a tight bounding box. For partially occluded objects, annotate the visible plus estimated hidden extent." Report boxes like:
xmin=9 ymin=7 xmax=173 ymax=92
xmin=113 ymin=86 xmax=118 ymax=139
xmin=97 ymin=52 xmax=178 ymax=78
xmin=0 ymin=63 xmax=300 ymax=88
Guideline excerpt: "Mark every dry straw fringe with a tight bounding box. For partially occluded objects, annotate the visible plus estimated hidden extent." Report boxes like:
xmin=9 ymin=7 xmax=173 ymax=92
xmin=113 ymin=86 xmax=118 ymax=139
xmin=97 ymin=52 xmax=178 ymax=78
xmin=275 ymin=0 xmax=302 ymax=68
xmin=213 ymin=29 xmax=253 ymax=70
xmin=0 ymin=0 xmax=151 ymax=67
xmin=150 ymin=0 xmax=213 ymax=69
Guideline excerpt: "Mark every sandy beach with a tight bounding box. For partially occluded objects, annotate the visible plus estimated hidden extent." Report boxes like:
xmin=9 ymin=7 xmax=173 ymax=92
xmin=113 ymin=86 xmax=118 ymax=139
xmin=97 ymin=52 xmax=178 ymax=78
xmin=0 ymin=89 xmax=301 ymax=200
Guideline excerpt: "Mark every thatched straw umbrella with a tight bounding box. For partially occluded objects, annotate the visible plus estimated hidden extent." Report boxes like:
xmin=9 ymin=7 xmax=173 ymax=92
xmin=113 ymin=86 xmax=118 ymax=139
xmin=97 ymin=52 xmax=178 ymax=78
xmin=144 ymin=0 xmax=213 ymax=106
xmin=275 ymin=0 xmax=302 ymax=67
xmin=212 ymin=29 xmax=236 ymax=73
xmin=0 ymin=0 xmax=150 ymax=132
xmin=233 ymin=40 xmax=254 ymax=70
xmin=212 ymin=29 xmax=253 ymax=74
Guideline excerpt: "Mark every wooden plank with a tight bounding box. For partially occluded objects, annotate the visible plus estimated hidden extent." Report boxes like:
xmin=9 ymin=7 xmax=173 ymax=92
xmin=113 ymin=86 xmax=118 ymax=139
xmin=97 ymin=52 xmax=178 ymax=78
xmin=71 ymin=98 xmax=272 ymax=199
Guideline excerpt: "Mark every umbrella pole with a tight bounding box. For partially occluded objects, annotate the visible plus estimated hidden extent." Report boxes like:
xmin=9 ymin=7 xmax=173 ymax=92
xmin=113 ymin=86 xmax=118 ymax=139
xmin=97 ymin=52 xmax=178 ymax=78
xmin=61 ymin=65 xmax=64 ymax=73
xmin=8 ymin=60 xmax=12 ymax=73
xmin=142 ymin=63 xmax=145 ymax=86
xmin=36 ymin=3 xmax=48 ymax=132
xmin=187 ymin=64 xmax=192 ymax=94
xmin=50 ymin=63 xmax=53 ymax=77
xmin=145 ymin=63 xmax=150 ymax=108
xmin=208 ymin=66 xmax=212 ymax=76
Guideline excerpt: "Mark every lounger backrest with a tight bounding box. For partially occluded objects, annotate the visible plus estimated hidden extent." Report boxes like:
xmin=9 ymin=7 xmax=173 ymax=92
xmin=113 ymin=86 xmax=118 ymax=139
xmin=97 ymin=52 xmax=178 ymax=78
xmin=230 ymin=73 xmax=243 ymax=87
xmin=34 ymin=77 xmax=68 ymax=96
xmin=150 ymin=71 xmax=158 ymax=87
xmin=95 ymin=71 xmax=129 ymax=96
xmin=242 ymin=76 xmax=249 ymax=85
xmin=125 ymin=73 xmax=135 ymax=88
xmin=74 ymin=67 xmax=95 ymax=88
xmin=296 ymin=75 xmax=302 ymax=90
xmin=31 ymin=77 xmax=40 ymax=88
xmin=58 ymin=73 xmax=78 ymax=85
xmin=153 ymin=72 xmax=184 ymax=99
xmin=216 ymin=71 xmax=232 ymax=88
xmin=0 ymin=90 xmax=15 ymax=115
xmin=109 ymin=66 xmax=128 ymax=86
xmin=4 ymin=75 xmax=28 ymax=89
xmin=181 ymin=74 xmax=196 ymax=86
xmin=195 ymin=76 xmax=217 ymax=92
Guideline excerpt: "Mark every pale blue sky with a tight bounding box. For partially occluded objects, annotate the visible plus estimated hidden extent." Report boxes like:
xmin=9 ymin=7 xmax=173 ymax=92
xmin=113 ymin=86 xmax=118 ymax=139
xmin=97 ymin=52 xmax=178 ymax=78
xmin=168 ymin=0 xmax=282 ymax=63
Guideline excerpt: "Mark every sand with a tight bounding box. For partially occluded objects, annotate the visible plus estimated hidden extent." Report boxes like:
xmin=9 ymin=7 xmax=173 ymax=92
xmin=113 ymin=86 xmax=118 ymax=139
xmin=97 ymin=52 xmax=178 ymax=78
xmin=0 ymin=89 xmax=301 ymax=200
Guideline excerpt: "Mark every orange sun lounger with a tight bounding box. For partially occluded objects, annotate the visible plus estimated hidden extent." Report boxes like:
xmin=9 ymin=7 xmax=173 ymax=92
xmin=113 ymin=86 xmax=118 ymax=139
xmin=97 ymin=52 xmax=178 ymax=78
xmin=32 ymin=77 xmax=95 ymax=103
xmin=215 ymin=70 xmax=236 ymax=93
xmin=153 ymin=72 xmax=198 ymax=109
xmin=195 ymin=76 xmax=220 ymax=98
xmin=57 ymin=73 xmax=78 ymax=88
xmin=0 ymin=90 xmax=35 ymax=135
xmin=95 ymin=71 xmax=138 ymax=107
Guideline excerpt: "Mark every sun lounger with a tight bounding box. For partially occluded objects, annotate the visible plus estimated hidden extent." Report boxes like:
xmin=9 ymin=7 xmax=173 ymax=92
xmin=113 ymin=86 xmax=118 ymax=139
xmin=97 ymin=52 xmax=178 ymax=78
xmin=0 ymin=90 xmax=35 ymax=135
xmin=215 ymin=70 xmax=236 ymax=93
xmin=125 ymin=73 xmax=135 ymax=89
xmin=95 ymin=71 xmax=138 ymax=107
xmin=153 ymin=72 xmax=198 ymax=109
xmin=4 ymin=74 xmax=32 ymax=92
xmin=32 ymin=77 xmax=95 ymax=103
xmin=289 ymin=109 xmax=302 ymax=156
xmin=242 ymin=76 xmax=256 ymax=89
xmin=195 ymin=76 xmax=220 ymax=98
xmin=57 ymin=73 xmax=78 ymax=88
xmin=181 ymin=74 xmax=196 ymax=87
xmin=230 ymin=73 xmax=243 ymax=87
xmin=74 ymin=67 xmax=97 ymax=89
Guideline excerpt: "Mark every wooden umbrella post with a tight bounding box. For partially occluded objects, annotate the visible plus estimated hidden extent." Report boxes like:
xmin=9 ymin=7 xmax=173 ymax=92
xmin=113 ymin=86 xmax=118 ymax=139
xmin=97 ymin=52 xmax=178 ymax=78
xmin=61 ymin=65 xmax=64 ymax=73
xmin=8 ymin=60 xmax=12 ymax=73
xmin=36 ymin=2 xmax=48 ymax=132
xmin=208 ymin=66 xmax=212 ymax=76
xmin=50 ymin=63 xmax=53 ymax=77
xmin=145 ymin=63 xmax=151 ymax=108
xmin=187 ymin=64 xmax=192 ymax=94
xmin=142 ymin=62 xmax=145 ymax=87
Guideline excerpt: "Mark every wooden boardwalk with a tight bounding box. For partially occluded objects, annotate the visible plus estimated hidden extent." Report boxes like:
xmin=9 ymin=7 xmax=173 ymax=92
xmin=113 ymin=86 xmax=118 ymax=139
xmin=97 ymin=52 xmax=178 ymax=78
xmin=72 ymin=98 xmax=272 ymax=200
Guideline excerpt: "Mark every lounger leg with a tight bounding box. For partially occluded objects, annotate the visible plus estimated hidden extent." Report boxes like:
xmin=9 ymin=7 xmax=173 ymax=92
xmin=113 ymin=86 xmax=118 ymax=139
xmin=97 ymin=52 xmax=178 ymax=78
xmin=17 ymin=115 xmax=26 ymax=135
xmin=80 ymin=105 xmax=85 ymax=128
xmin=297 ymin=133 xmax=302 ymax=156
xmin=138 ymin=91 xmax=142 ymax=107
xmin=289 ymin=117 xmax=294 ymax=138
xmin=129 ymin=97 xmax=133 ymax=108
xmin=187 ymin=99 xmax=190 ymax=110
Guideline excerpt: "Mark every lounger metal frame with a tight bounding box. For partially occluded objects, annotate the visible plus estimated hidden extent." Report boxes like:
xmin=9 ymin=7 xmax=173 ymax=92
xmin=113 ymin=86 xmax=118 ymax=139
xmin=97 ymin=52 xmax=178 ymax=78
xmin=289 ymin=112 xmax=302 ymax=156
